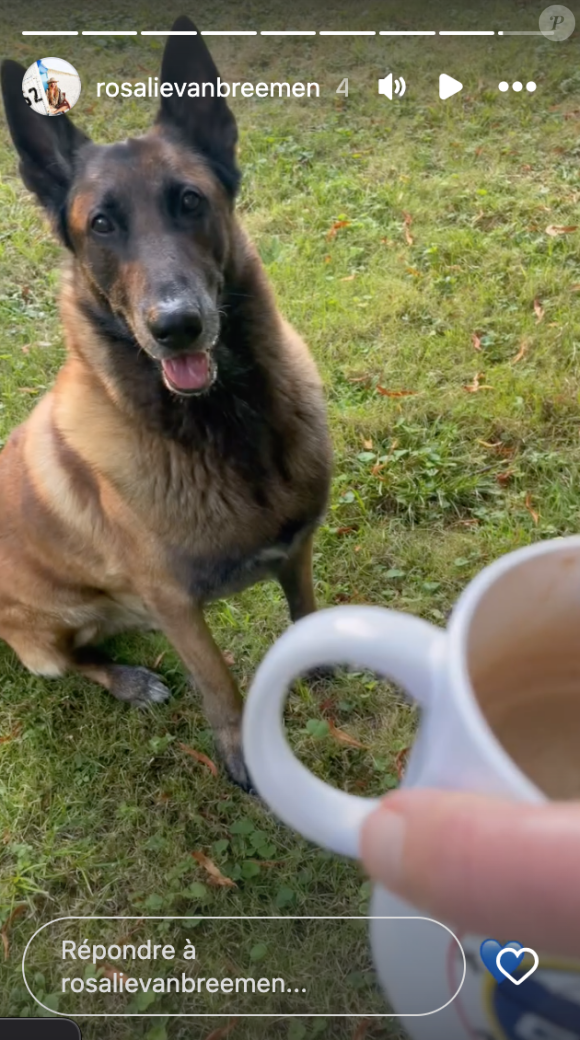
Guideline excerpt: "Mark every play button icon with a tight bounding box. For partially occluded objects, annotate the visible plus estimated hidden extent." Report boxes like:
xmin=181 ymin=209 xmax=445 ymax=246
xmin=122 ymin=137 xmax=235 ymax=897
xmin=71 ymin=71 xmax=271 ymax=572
xmin=440 ymin=73 xmax=463 ymax=100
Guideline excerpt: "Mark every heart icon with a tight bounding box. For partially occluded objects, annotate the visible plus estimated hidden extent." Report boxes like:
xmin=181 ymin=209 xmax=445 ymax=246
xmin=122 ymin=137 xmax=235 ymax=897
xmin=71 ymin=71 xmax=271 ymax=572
xmin=480 ymin=939 xmax=523 ymax=983
xmin=496 ymin=946 xmax=539 ymax=986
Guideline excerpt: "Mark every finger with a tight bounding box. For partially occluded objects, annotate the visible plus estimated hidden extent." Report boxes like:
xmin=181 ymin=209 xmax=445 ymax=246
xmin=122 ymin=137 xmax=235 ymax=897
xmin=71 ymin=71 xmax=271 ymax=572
xmin=360 ymin=789 xmax=580 ymax=957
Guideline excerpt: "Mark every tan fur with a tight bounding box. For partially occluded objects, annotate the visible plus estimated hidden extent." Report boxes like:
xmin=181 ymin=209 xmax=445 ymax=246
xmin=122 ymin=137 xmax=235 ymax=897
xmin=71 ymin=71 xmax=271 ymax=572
xmin=0 ymin=27 xmax=332 ymax=787
xmin=0 ymin=224 xmax=331 ymax=786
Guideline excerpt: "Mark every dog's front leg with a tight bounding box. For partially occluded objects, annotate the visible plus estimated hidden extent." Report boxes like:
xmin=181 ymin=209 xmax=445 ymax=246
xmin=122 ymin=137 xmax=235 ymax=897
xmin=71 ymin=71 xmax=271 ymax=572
xmin=146 ymin=590 xmax=251 ymax=790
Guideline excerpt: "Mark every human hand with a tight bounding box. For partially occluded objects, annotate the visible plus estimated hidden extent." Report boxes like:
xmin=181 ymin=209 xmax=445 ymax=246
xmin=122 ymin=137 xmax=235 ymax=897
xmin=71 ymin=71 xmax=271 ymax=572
xmin=360 ymin=789 xmax=580 ymax=957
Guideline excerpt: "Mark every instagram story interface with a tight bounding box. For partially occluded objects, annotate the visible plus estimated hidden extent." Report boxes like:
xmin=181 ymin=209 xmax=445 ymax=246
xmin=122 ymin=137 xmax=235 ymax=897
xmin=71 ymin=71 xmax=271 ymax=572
xmin=1 ymin=1 xmax=580 ymax=1038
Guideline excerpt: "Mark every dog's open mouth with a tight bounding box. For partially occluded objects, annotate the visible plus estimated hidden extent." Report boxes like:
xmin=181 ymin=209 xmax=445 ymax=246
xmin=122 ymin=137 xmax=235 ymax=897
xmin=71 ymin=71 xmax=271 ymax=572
xmin=161 ymin=352 xmax=216 ymax=396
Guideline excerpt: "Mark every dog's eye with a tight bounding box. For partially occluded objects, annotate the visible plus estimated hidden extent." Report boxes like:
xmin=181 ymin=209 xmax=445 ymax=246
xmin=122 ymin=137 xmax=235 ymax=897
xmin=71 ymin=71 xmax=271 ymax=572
xmin=180 ymin=190 xmax=202 ymax=215
xmin=91 ymin=214 xmax=114 ymax=235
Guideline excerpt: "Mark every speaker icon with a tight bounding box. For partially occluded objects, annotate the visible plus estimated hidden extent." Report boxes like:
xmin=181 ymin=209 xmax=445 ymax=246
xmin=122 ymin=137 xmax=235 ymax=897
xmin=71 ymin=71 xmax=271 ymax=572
xmin=378 ymin=73 xmax=406 ymax=100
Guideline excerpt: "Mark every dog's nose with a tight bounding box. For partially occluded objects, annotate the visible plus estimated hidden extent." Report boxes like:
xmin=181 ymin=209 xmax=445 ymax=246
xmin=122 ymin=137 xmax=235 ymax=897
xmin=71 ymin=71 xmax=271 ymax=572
xmin=147 ymin=305 xmax=203 ymax=352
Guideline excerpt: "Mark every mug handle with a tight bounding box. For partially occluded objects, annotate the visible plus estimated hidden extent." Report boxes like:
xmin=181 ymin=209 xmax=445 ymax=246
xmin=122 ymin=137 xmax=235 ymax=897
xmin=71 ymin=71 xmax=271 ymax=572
xmin=243 ymin=606 xmax=445 ymax=859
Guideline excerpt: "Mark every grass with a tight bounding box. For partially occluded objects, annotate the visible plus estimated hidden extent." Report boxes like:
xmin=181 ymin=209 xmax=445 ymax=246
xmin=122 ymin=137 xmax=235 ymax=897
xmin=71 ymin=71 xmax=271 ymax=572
xmin=1 ymin=1 xmax=580 ymax=1037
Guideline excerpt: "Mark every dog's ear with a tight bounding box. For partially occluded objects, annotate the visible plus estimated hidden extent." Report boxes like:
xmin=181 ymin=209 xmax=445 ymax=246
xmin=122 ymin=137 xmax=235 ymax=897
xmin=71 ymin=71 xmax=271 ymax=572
xmin=1 ymin=59 xmax=90 ymax=221
xmin=156 ymin=16 xmax=240 ymax=196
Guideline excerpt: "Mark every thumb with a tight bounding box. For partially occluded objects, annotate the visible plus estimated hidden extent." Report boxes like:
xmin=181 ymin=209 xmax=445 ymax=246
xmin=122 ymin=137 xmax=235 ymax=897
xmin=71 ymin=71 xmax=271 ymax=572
xmin=360 ymin=789 xmax=580 ymax=958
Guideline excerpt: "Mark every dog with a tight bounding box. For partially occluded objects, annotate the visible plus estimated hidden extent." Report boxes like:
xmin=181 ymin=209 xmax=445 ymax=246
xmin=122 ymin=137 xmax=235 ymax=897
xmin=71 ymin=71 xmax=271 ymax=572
xmin=0 ymin=16 xmax=332 ymax=790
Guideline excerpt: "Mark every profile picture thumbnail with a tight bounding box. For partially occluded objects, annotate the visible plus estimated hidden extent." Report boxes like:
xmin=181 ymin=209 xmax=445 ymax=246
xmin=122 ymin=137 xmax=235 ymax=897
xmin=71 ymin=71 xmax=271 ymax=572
xmin=21 ymin=57 xmax=81 ymax=116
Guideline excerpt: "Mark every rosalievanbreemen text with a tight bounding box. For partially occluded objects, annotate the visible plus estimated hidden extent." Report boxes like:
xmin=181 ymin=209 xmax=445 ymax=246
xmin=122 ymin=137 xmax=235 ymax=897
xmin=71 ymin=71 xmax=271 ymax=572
xmin=62 ymin=973 xmax=288 ymax=994
xmin=96 ymin=77 xmax=320 ymax=99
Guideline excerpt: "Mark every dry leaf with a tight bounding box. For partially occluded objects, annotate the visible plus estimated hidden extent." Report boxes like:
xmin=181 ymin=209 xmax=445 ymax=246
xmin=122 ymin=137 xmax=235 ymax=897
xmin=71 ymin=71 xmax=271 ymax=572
xmin=376 ymin=387 xmax=418 ymax=398
xmin=362 ymin=438 xmax=373 ymax=450
xmin=100 ymin=963 xmax=128 ymax=982
xmin=471 ymin=332 xmax=482 ymax=352
xmin=324 ymin=255 xmax=332 ymax=263
xmin=403 ymin=212 xmax=414 ymax=246
xmin=327 ymin=219 xmax=350 ymax=240
xmin=328 ymin=720 xmax=367 ymax=750
xmin=340 ymin=274 xmax=357 ymax=282
xmin=353 ymin=1021 xmax=372 ymax=1040
xmin=533 ymin=298 xmax=545 ymax=323
xmin=496 ymin=470 xmax=515 ymax=487
xmin=512 ymin=341 xmax=529 ymax=364
xmin=463 ymin=373 xmax=493 ymax=393
xmin=192 ymin=851 xmax=237 ymax=888
xmin=395 ymin=746 xmax=410 ymax=781
xmin=178 ymin=743 xmax=219 ymax=778
xmin=222 ymin=651 xmax=236 ymax=667
xmin=152 ymin=651 xmax=166 ymax=669
xmin=336 ymin=526 xmax=356 ymax=536
xmin=18 ymin=387 xmax=39 ymax=394
xmin=20 ymin=345 xmax=30 ymax=355
xmin=0 ymin=723 xmax=22 ymax=746
xmin=545 ymin=224 xmax=578 ymax=236
xmin=204 ymin=1020 xmax=239 ymax=1040
xmin=1 ymin=905 xmax=26 ymax=961
xmin=525 ymin=493 xmax=539 ymax=525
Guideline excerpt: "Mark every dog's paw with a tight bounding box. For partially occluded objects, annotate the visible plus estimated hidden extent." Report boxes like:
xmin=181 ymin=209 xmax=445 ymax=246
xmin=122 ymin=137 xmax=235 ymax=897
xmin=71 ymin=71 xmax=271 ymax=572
xmin=110 ymin=666 xmax=172 ymax=708
xmin=214 ymin=722 xmax=256 ymax=794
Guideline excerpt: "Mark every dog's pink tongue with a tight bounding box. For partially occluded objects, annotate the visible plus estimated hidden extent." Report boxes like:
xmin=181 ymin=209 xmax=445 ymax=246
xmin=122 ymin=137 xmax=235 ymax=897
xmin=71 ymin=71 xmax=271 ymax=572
xmin=162 ymin=353 xmax=210 ymax=391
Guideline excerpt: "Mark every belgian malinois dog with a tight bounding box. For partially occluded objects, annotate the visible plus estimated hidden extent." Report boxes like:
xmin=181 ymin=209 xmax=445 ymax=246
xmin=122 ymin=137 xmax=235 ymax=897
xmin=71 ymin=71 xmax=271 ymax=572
xmin=0 ymin=17 xmax=331 ymax=789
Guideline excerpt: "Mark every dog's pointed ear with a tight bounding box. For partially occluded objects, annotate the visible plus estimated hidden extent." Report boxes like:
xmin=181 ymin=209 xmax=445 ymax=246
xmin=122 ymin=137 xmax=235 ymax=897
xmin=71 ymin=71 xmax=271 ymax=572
xmin=1 ymin=59 xmax=90 ymax=219
xmin=156 ymin=16 xmax=240 ymax=196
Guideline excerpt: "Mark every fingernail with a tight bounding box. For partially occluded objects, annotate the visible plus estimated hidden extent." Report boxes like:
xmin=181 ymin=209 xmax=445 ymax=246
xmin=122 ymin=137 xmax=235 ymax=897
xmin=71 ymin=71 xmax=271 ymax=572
xmin=360 ymin=804 xmax=406 ymax=889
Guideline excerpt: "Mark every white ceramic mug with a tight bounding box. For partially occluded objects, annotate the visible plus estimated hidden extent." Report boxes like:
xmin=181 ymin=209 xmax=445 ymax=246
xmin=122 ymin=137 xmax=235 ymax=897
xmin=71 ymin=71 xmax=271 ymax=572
xmin=243 ymin=536 xmax=580 ymax=1039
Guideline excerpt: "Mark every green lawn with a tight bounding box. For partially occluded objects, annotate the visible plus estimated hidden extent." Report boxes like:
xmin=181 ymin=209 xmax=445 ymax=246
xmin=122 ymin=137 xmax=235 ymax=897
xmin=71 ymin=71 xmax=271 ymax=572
xmin=1 ymin=1 xmax=580 ymax=1037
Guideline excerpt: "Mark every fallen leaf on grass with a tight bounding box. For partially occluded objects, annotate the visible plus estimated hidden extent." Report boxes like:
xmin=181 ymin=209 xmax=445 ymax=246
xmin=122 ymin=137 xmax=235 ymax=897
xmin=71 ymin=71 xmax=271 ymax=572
xmin=222 ymin=651 xmax=236 ymax=667
xmin=471 ymin=332 xmax=482 ymax=352
xmin=327 ymin=219 xmax=350 ymax=240
xmin=100 ymin=963 xmax=128 ymax=982
xmin=525 ymin=493 xmax=539 ymax=525
xmin=0 ymin=722 xmax=22 ymax=745
xmin=328 ymin=720 xmax=367 ymax=750
xmin=376 ymin=387 xmax=418 ymax=398
xmin=152 ymin=651 xmax=166 ymax=669
xmin=534 ymin=298 xmax=545 ymax=323
xmin=340 ymin=274 xmax=357 ymax=282
xmin=1 ymin=905 xmax=26 ymax=961
xmin=512 ymin=341 xmax=529 ymax=364
xmin=178 ymin=743 xmax=219 ymax=778
xmin=335 ymin=526 xmax=356 ymax=536
xmin=496 ymin=470 xmax=515 ymax=487
xmin=395 ymin=746 xmax=411 ymax=781
xmin=463 ymin=373 xmax=493 ymax=393
xmin=192 ymin=851 xmax=237 ymax=888
xmin=362 ymin=438 xmax=373 ymax=450
xmin=545 ymin=225 xmax=578 ymax=236
xmin=20 ymin=344 xmax=30 ymax=355
xmin=353 ymin=1020 xmax=372 ymax=1040
xmin=204 ymin=1020 xmax=239 ymax=1040
xmin=403 ymin=211 xmax=414 ymax=246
